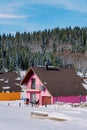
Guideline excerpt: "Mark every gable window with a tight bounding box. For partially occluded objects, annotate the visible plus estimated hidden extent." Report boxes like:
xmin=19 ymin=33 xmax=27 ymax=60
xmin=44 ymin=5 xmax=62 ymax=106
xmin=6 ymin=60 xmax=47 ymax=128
xmin=31 ymin=78 xmax=35 ymax=89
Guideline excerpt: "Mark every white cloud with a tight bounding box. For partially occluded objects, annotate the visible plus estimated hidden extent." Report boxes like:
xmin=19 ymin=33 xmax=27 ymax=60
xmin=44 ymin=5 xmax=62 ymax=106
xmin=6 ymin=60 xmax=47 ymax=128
xmin=0 ymin=0 xmax=87 ymax=34
xmin=0 ymin=1 xmax=25 ymax=19
xmin=26 ymin=0 xmax=87 ymax=13
xmin=61 ymin=0 xmax=87 ymax=13
xmin=0 ymin=14 xmax=26 ymax=19
xmin=0 ymin=1 xmax=24 ymax=13
xmin=1 ymin=0 xmax=87 ymax=15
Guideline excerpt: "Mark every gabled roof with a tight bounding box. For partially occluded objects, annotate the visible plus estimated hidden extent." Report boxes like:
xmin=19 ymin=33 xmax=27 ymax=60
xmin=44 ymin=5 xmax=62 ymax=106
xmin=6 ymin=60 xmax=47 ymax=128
xmin=21 ymin=67 xmax=87 ymax=96
xmin=0 ymin=71 xmax=21 ymax=92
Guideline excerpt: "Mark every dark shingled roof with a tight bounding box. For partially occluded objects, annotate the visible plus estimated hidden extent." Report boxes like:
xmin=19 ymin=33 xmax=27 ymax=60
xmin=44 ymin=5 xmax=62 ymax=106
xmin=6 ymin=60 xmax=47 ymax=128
xmin=0 ymin=71 xmax=21 ymax=92
xmin=21 ymin=67 xmax=87 ymax=96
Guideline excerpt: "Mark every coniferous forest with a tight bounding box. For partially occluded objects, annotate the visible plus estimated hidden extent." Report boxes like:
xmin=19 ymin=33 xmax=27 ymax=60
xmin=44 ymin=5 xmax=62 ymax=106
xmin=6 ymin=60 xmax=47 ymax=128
xmin=0 ymin=26 xmax=87 ymax=72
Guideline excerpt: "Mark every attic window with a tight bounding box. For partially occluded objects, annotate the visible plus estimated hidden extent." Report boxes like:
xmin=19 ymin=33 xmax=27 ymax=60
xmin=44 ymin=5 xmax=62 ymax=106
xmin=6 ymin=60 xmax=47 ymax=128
xmin=41 ymin=86 xmax=45 ymax=91
xmin=31 ymin=78 xmax=35 ymax=89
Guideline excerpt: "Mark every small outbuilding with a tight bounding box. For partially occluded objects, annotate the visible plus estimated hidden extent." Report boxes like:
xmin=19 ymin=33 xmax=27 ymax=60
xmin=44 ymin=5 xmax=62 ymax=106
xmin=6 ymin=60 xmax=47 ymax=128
xmin=0 ymin=71 xmax=21 ymax=100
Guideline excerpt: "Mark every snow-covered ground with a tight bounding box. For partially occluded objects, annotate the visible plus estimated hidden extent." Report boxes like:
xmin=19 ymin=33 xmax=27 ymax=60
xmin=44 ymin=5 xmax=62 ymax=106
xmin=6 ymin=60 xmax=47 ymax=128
xmin=0 ymin=100 xmax=87 ymax=130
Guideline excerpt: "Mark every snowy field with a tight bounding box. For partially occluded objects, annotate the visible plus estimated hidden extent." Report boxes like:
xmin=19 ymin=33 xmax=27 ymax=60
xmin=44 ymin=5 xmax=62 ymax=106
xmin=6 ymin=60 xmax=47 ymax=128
xmin=0 ymin=100 xmax=87 ymax=130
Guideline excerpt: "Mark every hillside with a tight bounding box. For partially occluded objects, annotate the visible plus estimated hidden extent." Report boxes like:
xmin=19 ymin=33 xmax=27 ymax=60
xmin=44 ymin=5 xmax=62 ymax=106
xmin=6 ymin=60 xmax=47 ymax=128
xmin=0 ymin=26 xmax=87 ymax=71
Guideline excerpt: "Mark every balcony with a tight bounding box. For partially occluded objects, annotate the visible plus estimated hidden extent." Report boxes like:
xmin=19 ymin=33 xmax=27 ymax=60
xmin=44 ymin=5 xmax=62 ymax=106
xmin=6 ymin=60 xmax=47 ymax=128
xmin=25 ymin=85 xmax=41 ymax=92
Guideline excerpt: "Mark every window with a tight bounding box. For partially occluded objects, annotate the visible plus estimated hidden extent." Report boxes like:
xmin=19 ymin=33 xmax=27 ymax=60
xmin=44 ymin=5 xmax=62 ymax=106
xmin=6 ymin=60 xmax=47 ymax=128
xmin=31 ymin=78 xmax=35 ymax=89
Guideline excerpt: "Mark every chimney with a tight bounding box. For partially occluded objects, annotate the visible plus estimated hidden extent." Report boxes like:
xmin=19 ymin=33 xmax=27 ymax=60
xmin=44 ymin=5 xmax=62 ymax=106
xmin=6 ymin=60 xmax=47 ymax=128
xmin=45 ymin=61 xmax=48 ymax=70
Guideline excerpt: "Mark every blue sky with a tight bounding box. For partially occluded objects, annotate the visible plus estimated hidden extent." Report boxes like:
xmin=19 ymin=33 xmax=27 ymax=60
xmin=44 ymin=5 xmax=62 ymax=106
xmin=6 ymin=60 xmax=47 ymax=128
xmin=0 ymin=0 xmax=87 ymax=34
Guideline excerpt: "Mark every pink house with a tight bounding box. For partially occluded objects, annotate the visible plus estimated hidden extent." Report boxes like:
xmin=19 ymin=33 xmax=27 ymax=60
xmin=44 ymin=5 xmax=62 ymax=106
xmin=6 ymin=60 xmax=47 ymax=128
xmin=21 ymin=67 xmax=87 ymax=105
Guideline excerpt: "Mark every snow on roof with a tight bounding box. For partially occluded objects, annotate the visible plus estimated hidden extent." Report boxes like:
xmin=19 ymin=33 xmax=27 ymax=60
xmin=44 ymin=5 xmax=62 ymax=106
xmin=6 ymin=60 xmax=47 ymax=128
xmin=0 ymin=78 xmax=4 ymax=81
xmin=3 ymin=86 xmax=10 ymax=89
xmin=5 ymin=79 xmax=9 ymax=83
xmin=15 ymin=83 xmax=20 ymax=86
xmin=15 ymin=77 xmax=21 ymax=80
xmin=83 ymin=79 xmax=87 ymax=84
xmin=82 ymin=83 xmax=87 ymax=89
xmin=19 ymin=70 xmax=26 ymax=78
xmin=77 ymin=71 xmax=84 ymax=78
xmin=85 ymin=73 xmax=87 ymax=77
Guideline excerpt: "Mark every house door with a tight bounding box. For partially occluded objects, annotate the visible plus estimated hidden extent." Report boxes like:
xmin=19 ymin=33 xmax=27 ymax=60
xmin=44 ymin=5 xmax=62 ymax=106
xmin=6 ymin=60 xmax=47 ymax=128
xmin=42 ymin=96 xmax=51 ymax=105
xmin=30 ymin=93 xmax=36 ymax=103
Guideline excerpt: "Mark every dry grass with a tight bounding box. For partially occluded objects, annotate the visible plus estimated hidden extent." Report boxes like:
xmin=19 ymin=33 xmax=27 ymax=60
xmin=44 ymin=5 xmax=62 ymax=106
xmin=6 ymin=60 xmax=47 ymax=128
xmin=30 ymin=111 xmax=67 ymax=121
